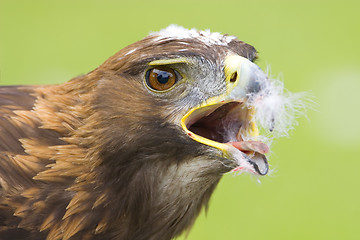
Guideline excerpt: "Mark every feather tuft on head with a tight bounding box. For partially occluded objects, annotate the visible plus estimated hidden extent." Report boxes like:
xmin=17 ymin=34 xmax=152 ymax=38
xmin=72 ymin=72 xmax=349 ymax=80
xmin=150 ymin=24 xmax=236 ymax=46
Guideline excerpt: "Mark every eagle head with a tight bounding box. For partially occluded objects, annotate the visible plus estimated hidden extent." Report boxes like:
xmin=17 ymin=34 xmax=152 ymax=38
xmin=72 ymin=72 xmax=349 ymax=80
xmin=0 ymin=25 xmax=297 ymax=240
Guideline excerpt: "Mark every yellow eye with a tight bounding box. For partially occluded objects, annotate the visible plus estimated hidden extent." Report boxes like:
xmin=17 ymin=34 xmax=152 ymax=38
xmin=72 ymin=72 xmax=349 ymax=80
xmin=145 ymin=67 xmax=179 ymax=91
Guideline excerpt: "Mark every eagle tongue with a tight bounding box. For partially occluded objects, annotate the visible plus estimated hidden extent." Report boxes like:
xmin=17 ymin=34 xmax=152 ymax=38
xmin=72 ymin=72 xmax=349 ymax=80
xmin=227 ymin=141 xmax=269 ymax=175
xmin=228 ymin=141 xmax=269 ymax=154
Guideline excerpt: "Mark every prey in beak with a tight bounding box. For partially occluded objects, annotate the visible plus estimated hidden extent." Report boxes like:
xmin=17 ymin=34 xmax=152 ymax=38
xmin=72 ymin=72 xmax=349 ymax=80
xmin=181 ymin=55 xmax=271 ymax=175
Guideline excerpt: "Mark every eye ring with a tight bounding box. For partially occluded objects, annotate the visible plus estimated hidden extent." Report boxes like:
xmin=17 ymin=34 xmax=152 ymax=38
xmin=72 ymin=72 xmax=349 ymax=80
xmin=145 ymin=67 xmax=181 ymax=91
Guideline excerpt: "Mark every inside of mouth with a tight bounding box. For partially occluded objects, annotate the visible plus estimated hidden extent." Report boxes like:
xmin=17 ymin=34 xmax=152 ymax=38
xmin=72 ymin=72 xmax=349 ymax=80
xmin=185 ymin=101 xmax=269 ymax=175
xmin=187 ymin=102 xmax=245 ymax=143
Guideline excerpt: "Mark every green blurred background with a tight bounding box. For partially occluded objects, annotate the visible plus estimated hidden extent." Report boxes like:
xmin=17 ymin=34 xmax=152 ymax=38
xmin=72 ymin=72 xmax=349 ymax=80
xmin=1 ymin=0 xmax=359 ymax=239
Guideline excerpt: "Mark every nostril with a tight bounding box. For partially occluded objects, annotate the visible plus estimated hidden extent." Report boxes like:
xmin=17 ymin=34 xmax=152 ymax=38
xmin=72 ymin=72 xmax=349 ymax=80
xmin=229 ymin=72 xmax=237 ymax=83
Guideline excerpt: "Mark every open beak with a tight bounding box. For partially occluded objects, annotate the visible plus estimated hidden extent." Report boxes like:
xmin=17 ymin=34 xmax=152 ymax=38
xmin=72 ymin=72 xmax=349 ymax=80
xmin=181 ymin=55 xmax=270 ymax=175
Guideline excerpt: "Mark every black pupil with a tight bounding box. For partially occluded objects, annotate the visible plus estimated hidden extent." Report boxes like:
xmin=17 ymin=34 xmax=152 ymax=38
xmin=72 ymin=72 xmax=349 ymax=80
xmin=155 ymin=70 xmax=172 ymax=84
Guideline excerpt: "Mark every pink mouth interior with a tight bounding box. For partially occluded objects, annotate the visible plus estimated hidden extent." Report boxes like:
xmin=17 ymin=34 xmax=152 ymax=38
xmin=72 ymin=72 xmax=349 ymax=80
xmin=227 ymin=141 xmax=269 ymax=155
xmin=187 ymin=102 xmax=269 ymax=175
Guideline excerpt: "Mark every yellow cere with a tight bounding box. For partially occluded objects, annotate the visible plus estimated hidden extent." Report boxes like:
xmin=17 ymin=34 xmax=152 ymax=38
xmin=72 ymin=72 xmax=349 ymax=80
xmin=224 ymin=55 xmax=244 ymax=90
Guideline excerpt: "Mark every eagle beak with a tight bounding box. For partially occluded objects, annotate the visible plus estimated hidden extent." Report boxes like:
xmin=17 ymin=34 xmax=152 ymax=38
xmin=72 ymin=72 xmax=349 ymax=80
xmin=181 ymin=55 xmax=270 ymax=175
xmin=223 ymin=54 xmax=269 ymax=101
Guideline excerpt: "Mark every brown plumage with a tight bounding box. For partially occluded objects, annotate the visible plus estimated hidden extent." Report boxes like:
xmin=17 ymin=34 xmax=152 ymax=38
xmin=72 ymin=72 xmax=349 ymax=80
xmin=0 ymin=25 xmax=276 ymax=240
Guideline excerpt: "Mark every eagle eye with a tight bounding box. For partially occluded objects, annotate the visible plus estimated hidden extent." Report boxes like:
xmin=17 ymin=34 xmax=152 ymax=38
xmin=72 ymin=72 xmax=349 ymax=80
xmin=145 ymin=67 xmax=180 ymax=91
